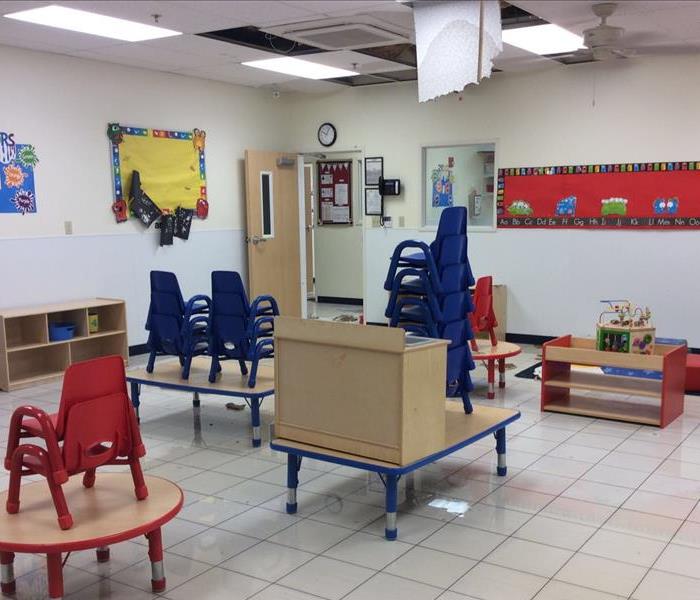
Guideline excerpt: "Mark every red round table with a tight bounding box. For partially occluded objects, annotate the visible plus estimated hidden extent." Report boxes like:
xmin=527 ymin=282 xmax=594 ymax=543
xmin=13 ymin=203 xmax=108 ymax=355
xmin=0 ymin=473 xmax=182 ymax=599
xmin=471 ymin=341 xmax=522 ymax=399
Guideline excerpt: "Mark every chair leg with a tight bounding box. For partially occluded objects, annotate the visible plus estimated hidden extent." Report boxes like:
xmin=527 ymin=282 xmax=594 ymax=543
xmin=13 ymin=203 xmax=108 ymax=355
xmin=129 ymin=457 xmax=149 ymax=500
xmin=146 ymin=350 xmax=157 ymax=373
xmin=238 ymin=359 xmax=249 ymax=376
xmin=181 ymin=355 xmax=193 ymax=380
xmin=83 ymin=468 xmax=96 ymax=488
xmin=248 ymin=358 xmax=260 ymax=388
xmin=461 ymin=389 xmax=473 ymax=415
xmin=5 ymin=456 xmax=22 ymax=514
xmin=47 ymin=478 xmax=73 ymax=530
xmin=208 ymin=356 xmax=219 ymax=383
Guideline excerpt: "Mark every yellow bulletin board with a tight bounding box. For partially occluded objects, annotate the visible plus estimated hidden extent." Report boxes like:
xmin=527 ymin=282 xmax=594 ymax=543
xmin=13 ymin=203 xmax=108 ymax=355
xmin=108 ymin=124 xmax=206 ymax=220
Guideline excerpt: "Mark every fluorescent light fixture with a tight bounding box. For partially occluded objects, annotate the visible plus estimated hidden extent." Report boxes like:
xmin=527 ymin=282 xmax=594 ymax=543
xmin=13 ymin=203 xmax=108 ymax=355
xmin=502 ymin=23 xmax=583 ymax=55
xmin=242 ymin=57 xmax=358 ymax=80
xmin=3 ymin=5 xmax=181 ymax=42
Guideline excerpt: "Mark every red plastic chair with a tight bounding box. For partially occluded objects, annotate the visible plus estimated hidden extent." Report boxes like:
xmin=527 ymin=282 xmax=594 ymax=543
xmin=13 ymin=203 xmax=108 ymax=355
xmin=469 ymin=276 xmax=498 ymax=350
xmin=4 ymin=355 xmax=147 ymax=530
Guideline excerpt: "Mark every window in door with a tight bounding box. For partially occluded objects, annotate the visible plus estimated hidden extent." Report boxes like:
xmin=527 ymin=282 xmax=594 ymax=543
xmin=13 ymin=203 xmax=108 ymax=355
xmin=260 ymin=171 xmax=274 ymax=238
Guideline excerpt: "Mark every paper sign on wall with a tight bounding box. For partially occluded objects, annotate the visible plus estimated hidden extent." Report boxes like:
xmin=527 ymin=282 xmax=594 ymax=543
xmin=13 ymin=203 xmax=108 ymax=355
xmin=0 ymin=131 xmax=39 ymax=215
xmin=317 ymin=160 xmax=352 ymax=224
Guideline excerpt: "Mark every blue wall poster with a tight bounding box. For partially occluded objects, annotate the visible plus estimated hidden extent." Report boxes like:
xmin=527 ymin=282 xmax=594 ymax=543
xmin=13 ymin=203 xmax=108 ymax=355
xmin=0 ymin=131 xmax=39 ymax=214
xmin=431 ymin=163 xmax=454 ymax=207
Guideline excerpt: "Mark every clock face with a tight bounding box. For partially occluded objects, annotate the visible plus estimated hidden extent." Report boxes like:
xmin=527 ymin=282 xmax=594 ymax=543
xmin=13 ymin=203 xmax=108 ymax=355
xmin=318 ymin=122 xmax=337 ymax=147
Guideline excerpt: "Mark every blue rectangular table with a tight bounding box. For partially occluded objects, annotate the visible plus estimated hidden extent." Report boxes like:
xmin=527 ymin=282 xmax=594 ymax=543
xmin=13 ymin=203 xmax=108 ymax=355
xmin=271 ymin=403 xmax=520 ymax=540
xmin=127 ymin=356 xmax=274 ymax=447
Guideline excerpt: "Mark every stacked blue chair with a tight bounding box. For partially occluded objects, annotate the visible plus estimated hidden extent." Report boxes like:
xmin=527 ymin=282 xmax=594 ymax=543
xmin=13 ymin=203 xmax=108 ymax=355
xmin=145 ymin=271 xmax=211 ymax=379
xmin=208 ymin=271 xmax=279 ymax=388
xmin=383 ymin=206 xmax=476 ymax=413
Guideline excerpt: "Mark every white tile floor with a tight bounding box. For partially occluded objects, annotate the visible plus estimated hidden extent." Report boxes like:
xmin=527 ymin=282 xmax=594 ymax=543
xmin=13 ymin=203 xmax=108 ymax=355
xmin=3 ymin=343 xmax=700 ymax=599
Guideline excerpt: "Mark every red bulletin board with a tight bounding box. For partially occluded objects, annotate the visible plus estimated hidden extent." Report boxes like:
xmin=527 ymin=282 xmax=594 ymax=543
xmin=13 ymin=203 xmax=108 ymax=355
xmin=497 ymin=161 xmax=700 ymax=229
xmin=318 ymin=160 xmax=352 ymax=225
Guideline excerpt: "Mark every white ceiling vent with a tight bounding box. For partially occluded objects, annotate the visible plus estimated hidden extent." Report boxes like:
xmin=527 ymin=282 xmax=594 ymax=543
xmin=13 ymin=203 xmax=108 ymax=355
xmin=265 ymin=16 xmax=412 ymax=51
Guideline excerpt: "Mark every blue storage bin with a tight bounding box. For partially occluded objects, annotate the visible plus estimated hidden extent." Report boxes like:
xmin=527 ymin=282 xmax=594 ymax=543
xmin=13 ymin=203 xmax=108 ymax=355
xmin=49 ymin=322 xmax=75 ymax=341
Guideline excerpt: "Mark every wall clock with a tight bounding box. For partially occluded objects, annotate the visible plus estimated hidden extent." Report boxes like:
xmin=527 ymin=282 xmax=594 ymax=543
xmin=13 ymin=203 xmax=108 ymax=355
xmin=318 ymin=122 xmax=337 ymax=147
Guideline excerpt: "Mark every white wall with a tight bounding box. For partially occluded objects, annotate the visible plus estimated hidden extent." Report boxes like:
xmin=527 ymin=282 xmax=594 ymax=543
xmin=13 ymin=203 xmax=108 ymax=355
xmin=0 ymin=46 xmax=287 ymax=344
xmin=285 ymin=56 xmax=700 ymax=344
xmin=308 ymin=153 xmax=363 ymax=300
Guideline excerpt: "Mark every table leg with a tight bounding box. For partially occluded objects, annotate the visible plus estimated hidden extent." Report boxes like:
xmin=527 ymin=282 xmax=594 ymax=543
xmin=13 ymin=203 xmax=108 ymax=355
xmin=47 ymin=553 xmax=63 ymax=599
xmin=495 ymin=428 xmax=507 ymax=476
xmin=192 ymin=391 xmax=200 ymax=408
xmin=286 ymin=454 xmax=300 ymax=514
xmin=130 ymin=381 xmax=140 ymax=421
xmin=250 ymin=397 xmax=262 ymax=447
xmin=385 ymin=474 xmax=399 ymax=540
xmin=147 ymin=528 xmax=166 ymax=593
xmin=487 ymin=359 xmax=496 ymax=399
xmin=0 ymin=552 xmax=15 ymax=595
xmin=96 ymin=546 xmax=110 ymax=563
xmin=498 ymin=358 xmax=506 ymax=389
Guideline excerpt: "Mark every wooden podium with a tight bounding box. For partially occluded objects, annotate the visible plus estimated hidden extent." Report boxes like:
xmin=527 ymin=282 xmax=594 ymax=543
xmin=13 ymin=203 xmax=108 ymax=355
xmin=274 ymin=317 xmax=448 ymax=465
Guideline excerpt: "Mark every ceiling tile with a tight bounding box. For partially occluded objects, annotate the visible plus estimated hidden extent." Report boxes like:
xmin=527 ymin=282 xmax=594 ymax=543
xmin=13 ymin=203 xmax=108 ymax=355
xmin=172 ymin=62 xmax=297 ymax=86
xmin=189 ymin=1 xmax=318 ymax=27
xmin=302 ymin=50 xmax=409 ymax=74
xmin=68 ymin=41 xmax=232 ymax=70
xmin=272 ymin=77 xmax=345 ymax=94
xmin=143 ymin=35 xmax=280 ymax=62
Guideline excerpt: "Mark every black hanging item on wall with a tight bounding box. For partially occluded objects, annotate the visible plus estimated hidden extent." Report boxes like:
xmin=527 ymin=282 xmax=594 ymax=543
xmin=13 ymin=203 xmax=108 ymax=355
xmin=129 ymin=170 xmax=162 ymax=227
xmin=174 ymin=207 xmax=194 ymax=240
xmin=159 ymin=213 xmax=175 ymax=246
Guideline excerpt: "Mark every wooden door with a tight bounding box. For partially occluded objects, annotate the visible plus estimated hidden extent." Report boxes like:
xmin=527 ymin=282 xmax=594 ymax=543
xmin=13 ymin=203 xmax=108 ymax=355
xmin=304 ymin=165 xmax=314 ymax=297
xmin=244 ymin=150 xmax=301 ymax=316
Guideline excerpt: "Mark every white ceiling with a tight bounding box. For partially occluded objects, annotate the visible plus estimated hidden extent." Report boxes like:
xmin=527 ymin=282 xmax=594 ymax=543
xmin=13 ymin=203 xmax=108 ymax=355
xmin=1 ymin=1 xmax=699 ymax=93
xmin=511 ymin=1 xmax=700 ymax=55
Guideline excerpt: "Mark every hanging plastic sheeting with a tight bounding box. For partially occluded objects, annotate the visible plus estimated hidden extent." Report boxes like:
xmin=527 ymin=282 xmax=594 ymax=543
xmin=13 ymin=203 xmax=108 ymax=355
xmin=414 ymin=0 xmax=502 ymax=103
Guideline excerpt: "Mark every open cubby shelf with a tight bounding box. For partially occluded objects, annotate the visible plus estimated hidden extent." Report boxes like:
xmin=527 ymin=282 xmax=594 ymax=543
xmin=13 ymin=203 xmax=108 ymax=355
xmin=541 ymin=335 xmax=686 ymax=428
xmin=0 ymin=298 xmax=128 ymax=392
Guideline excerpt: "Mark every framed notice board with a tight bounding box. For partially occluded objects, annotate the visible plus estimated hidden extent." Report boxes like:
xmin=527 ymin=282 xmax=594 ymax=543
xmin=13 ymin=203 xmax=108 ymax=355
xmin=497 ymin=161 xmax=700 ymax=229
xmin=318 ymin=160 xmax=352 ymax=224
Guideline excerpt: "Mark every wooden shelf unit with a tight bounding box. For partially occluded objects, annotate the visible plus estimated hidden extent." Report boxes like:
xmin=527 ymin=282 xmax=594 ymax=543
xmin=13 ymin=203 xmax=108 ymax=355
xmin=0 ymin=299 xmax=128 ymax=392
xmin=541 ymin=335 xmax=686 ymax=428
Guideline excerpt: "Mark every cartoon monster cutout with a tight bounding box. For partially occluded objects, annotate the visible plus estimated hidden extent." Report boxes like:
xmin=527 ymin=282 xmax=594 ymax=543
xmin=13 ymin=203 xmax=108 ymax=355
xmin=17 ymin=145 xmax=39 ymax=169
xmin=193 ymin=129 xmax=206 ymax=152
xmin=107 ymin=123 xmax=123 ymax=145
xmin=196 ymin=197 xmax=209 ymax=219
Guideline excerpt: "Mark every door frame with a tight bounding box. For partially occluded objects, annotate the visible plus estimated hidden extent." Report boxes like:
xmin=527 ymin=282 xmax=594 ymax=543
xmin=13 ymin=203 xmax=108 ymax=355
xmin=301 ymin=148 xmax=365 ymax=313
xmin=303 ymin=163 xmax=316 ymax=300
xmin=296 ymin=154 xmax=308 ymax=318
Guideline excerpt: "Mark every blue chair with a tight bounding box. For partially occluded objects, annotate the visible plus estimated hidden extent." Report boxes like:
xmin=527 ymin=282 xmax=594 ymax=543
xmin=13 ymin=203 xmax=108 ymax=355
xmin=383 ymin=206 xmax=475 ymax=415
xmin=207 ymin=271 xmax=279 ymax=387
xmin=145 ymin=271 xmax=211 ymax=379
xmin=384 ymin=207 xmax=468 ymax=283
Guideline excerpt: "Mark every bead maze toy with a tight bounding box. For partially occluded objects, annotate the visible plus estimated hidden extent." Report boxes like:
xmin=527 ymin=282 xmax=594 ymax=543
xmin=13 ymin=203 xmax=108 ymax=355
xmin=596 ymin=300 xmax=655 ymax=355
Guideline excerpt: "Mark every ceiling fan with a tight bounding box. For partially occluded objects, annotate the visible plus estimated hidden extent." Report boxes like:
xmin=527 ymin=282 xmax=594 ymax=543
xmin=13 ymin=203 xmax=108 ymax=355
xmin=571 ymin=2 xmax=697 ymax=63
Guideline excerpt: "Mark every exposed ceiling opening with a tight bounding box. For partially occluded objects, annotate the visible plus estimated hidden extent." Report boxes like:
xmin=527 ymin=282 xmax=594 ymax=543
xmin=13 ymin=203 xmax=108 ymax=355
xmin=1 ymin=1 xmax=699 ymax=93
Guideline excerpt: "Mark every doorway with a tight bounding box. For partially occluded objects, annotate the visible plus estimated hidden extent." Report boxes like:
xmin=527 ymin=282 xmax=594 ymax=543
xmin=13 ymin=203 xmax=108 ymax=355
xmin=304 ymin=150 xmax=364 ymax=323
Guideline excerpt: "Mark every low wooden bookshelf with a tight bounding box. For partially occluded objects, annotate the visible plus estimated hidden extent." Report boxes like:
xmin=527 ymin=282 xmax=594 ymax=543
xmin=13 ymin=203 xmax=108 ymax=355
xmin=0 ymin=299 xmax=128 ymax=392
xmin=541 ymin=335 xmax=686 ymax=428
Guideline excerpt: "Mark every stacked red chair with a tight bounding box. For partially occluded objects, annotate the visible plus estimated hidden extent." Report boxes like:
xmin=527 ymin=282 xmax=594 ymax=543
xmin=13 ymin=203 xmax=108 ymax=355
xmin=4 ymin=355 xmax=147 ymax=530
